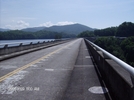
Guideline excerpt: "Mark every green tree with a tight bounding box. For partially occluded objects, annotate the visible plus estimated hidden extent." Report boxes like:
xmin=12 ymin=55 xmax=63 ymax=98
xmin=94 ymin=37 xmax=126 ymax=61
xmin=94 ymin=36 xmax=134 ymax=67
xmin=78 ymin=30 xmax=95 ymax=37
xmin=116 ymin=22 xmax=134 ymax=37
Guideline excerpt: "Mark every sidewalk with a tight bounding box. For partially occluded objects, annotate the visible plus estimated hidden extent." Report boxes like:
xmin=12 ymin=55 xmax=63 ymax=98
xmin=62 ymin=39 xmax=111 ymax=100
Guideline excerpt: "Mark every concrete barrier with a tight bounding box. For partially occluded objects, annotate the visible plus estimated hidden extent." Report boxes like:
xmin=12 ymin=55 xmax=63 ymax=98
xmin=85 ymin=39 xmax=134 ymax=100
xmin=0 ymin=40 xmax=56 ymax=56
xmin=0 ymin=39 xmax=74 ymax=61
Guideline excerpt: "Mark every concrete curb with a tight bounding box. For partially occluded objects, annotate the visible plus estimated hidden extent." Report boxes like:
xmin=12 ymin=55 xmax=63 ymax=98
xmin=0 ymin=40 xmax=73 ymax=61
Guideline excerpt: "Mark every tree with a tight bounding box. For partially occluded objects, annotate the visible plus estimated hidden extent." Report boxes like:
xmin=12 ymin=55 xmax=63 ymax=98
xmin=94 ymin=36 xmax=134 ymax=67
xmin=94 ymin=27 xmax=117 ymax=36
xmin=0 ymin=30 xmax=76 ymax=40
xmin=94 ymin=37 xmax=126 ymax=62
xmin=77 ymin=30 xmax=95 ymax=37
xmin=116 ymin=22 xmax=134 ymax=37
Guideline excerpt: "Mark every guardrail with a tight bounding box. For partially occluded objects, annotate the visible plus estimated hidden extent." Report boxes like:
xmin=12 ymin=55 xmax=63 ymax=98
xmin=0 ymin=40 xmax=56 ymax=48
xmin=0 ymin=39 xmax=67 ymax=56
xmin=85 ymin=39 xmax=134 ymax=82
xmin=85 ymin=39 xmax=134 ymax=100
xmin=0 ymin=38 xmax=74 ymax=61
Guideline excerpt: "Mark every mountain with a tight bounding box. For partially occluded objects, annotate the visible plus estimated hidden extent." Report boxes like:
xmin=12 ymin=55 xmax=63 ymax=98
xmin=21 ymin=27 xmax=46 ymax=32
xmin=0 ymin=28 xmax=10 ymax=32
xmin=44 ymin=24 xmax=94 ymax=34
xmin=21 ymin=23 xmax=95 ymax=34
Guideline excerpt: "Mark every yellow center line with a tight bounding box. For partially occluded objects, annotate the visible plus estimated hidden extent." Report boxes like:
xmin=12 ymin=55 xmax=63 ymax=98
xmin=0 ymin=40 xmax=78 ymax=82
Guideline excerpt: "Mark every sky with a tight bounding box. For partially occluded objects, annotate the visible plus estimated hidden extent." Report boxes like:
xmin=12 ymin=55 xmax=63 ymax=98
xmin=0 ymin=0 xmax=134 ymax=30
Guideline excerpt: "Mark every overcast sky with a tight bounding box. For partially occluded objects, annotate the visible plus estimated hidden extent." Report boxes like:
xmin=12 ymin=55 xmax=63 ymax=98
xmin=0 ymin=0 xmax=134 ymax=29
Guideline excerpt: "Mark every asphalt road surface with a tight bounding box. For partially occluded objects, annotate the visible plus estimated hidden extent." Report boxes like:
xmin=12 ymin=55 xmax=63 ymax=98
xmin=0 ymin=39 xmax=82 ymax=100
xmin=0 ymin=38 xmax=110 ymax=100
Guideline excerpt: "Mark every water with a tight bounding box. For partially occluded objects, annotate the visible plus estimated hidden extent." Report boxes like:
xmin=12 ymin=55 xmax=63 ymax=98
xmin=0 ymin=39 xmax=55 ymax=48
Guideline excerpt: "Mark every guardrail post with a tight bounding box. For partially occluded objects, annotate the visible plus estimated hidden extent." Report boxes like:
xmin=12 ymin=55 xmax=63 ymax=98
xmin=130 ymin=76 xmax=134 ymax=100
xmin=103 ymin=53 xmax=111 ymax=59
xmin=30 ymin=42 xmax=32 ymax=45
xmin=19 ymin=43 xmax=23 ymax=46
xmin=96 ymin=47 xmax=100 ymax=51
xmin=131 ymin=75 xmax=134 ymax=85
xmin=4 ymin=44 xmax=8 ymax=48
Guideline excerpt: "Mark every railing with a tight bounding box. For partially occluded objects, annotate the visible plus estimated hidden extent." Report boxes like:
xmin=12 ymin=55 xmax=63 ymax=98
xmin=0 ymin=40 xmax=55 ymax=48
xmin=85 ymin=39 xmax=134 ymax=84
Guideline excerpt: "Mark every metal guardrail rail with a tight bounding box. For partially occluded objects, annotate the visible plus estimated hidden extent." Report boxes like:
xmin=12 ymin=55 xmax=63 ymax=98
xmin=0 ymin=39 xmax=66 ymax=48
xmin=0 ymin=41 xmax=37 ymax=47
xmin=0 ymin=40 xmax=53 ymax=46
xmin=0 ymin=39 xmax=60 ymax=48
xmin=85 ymin=39 xmax=134 ymax=84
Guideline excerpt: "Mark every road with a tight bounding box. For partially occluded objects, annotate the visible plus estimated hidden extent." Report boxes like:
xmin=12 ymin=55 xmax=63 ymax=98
xmin=0 ymin=39 xmax=81 ymax=100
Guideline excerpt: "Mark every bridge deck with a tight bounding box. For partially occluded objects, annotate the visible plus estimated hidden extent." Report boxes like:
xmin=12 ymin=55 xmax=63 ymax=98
xmin=62 ymin=39 xmax=111 ymax=100
xmin=0 ymin=39 xmax=111 ymax=100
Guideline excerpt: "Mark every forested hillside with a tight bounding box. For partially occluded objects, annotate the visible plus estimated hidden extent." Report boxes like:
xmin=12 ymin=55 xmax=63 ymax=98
xmin=94 ymin=37 xmax=134 ymax=67
xmin=78 ymin=22 xmax=134 ymax=37
xmin=42 ymin=24 xmax=94 ymax=35
xmin=0 ymin=30 xmax=76 ymax=40
xmin=0 ymin=23 xmax=94 ymax=40
xmin=77 ymin=22 xmax=134 ymax=67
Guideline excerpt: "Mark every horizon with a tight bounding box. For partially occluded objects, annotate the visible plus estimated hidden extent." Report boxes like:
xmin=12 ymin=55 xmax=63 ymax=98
xmin=0 ymin=21 xmax=133 ymax=31
xmin=1 ymin=0 xmax=134 ymax=30
xmin=0 ymin=23 xmax=92 ymax=30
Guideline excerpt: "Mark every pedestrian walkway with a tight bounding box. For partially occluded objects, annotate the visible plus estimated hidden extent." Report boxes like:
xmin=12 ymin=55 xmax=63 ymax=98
xmin=62 ymin=39 xmax=111 ymax=100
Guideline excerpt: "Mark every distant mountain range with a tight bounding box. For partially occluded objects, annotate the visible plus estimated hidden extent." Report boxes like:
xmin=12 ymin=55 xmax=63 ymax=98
xmin=21 ymin=27 xmax=45 ymax=32
xmin=0 ymin=28 xmax=10 ymax=32
xmin=0 ymin=23 xmax=95 ymax=35
xmin=43 ymin=24 xmax=94 ymax=34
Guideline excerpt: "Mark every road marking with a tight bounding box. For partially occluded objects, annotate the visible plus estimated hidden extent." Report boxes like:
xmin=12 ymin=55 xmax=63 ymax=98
xmin=0 ymin=39 xmax=78 ymax=82
xmin=36 ymin=62 xmax=42 ymax=64
xmin=45 ymin=69 xmax=54 ymax=71
xmin=45 ymin=68 xmax=73 ymax=71
xmin=29 ymin=65 xmax=38 ymax=67
xmin=74 ymin=65 xmax=94 ymax=67
xmin=0 ymin=65 xmax=17 ymax=70
xmin=85 ymin=56 xmax=91 ymax=58
xmin=88 ymin=86 xmax=108 ymax=94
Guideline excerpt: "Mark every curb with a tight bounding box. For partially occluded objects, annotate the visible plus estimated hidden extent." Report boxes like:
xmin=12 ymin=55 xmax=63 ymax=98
xmin=0 ymin=40 xmax=73 ymax=61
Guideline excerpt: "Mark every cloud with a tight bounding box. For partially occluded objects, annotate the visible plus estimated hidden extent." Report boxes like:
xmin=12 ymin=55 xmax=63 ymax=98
xmin=57 ymin=21 xmax=76 ymax=26
xmin=17 ymin=20 xmax=29 ymax=27
xmin=5 ymin=20 xmax=30 ymax=30
xmin=40 ymin=21 xmax=54 ymax=27
xmin=40 ymin=21 xmax=76 ymax=27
